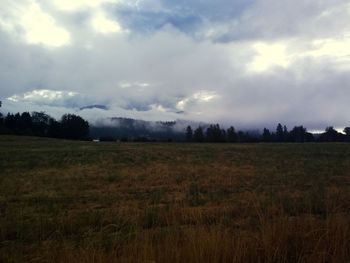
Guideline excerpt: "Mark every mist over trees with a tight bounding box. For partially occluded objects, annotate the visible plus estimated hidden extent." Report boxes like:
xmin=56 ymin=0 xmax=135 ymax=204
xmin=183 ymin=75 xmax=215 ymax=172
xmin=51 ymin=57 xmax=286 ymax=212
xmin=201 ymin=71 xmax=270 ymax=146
xmin=90 ymin=118 xmax=185 ymax=142
xmin=1 ymin=101 xmax=350 ymax=142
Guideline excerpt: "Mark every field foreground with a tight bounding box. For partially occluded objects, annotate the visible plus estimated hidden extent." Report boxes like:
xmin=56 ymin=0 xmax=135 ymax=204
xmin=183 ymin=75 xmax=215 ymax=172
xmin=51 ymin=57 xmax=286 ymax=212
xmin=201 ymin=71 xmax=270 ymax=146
xmin=0 ymin=136 xmax=349 ymax=262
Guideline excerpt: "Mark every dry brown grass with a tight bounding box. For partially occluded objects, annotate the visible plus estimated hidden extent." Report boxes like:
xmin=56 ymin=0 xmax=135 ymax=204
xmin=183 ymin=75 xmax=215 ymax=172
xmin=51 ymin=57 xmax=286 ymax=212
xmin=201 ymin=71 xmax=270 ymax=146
xmin=0 ymin=135 xmax=349 ymax=262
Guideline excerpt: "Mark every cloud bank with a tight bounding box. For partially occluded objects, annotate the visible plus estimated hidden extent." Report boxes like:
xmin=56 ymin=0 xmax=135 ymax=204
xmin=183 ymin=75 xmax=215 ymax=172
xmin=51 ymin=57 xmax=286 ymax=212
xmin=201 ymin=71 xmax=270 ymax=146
xmin=0 ymin=0 xmax=350 ymax=130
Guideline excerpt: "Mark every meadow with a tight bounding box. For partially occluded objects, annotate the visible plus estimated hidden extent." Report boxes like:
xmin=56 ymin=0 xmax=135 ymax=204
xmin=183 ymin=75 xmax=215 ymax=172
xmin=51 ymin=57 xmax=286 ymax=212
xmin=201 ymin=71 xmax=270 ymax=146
xmin=0 ymin=135 xmax=349 ymax=262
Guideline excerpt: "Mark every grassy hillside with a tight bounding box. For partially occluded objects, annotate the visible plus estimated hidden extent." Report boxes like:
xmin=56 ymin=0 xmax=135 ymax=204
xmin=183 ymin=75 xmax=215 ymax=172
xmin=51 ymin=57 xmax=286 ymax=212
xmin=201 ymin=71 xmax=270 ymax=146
xmin=0 ymin=135 xmax=349 ymax=262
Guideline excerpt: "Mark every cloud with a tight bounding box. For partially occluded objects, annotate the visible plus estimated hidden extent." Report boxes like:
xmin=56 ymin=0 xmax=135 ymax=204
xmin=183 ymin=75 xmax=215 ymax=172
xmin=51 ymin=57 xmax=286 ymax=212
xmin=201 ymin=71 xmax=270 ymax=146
xmin=176 ymin=91 xmax=220 ymax=112
xmin=91 ymin=11 xmax=123 ymax=34
xmin=4 ymin=89 xmax=110 ymax=112
xmin=7 ymin=89 xmax=76 ymax=102
xmin=1 ymin=0 xmax=350 ymax=130
xmin=51 ymin=0 xmax=116 ymax=12
xmin=0 ymin=0 xmax=70 ymax=48
xmin=213 ymin=0 xmax=350 ymax=42
xmin=248 ymin=42 xmax=290 ymax=73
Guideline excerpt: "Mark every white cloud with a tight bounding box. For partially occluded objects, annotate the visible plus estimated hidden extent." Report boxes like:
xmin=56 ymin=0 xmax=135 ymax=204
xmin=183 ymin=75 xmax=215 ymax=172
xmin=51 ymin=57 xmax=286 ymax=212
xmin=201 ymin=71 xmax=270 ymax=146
xmin=91 ymin=12 xmax=123 ymax=34
xmin=119 ymin=81 xmax=150 ymax=89
xmin=150 ymin=103 xmax=168 ymax=112
xmin=52 ymin=0 xmax=116 ymax=11
xmin=1 ymin=0 xmax=350 ymax=130
xmin=176 ymin=91 xmax=219 ymax=111
xmin=51 ymin=0 xmax=125 ymax=36
xmin=22 ymin=2 xmax=70 ymax=47
xmin=312 ymin=38 xmax=350 ymax=57
xmin=249 ymin=42 xmax=291 ymax=73
xmin=7 ymin=89 xmax=78 ymax=105
xmin=0 ymin=1 xmax=70 ymax=48
xmin=245 ymin=32 xmax=350 ymax=74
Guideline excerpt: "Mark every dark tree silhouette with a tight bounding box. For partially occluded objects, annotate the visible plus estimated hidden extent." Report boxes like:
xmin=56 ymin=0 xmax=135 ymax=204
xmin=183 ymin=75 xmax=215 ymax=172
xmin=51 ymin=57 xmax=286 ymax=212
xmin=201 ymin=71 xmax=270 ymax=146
xmin=0 ymin=110 xmax=90 ymax=140
xmin=276 ymin=123 xmax=284 ymax=142
xmin=32 ymin=112 xmax=51 ymax=136
xmin=186 ymin=125 xmax=193 ymax=142
xmin=48 ymin=118 xmax=62 ymax=138
xmin=320 ymin=126 xmax=343 ymax=142
xmin=60 ymin=114 xmax=89 ymax=140
xmin=206 ymin=124 xmax=225 ymax=142
xmin=305 ymin=132 xmax=315 ymax=142
xmin=343 ymin=127 xmax=350 ymax=142
xmin=20 ymin=112 xmax=32 ymax=132
xmin=227 ymin=126 xmax=237 ymax=142
xmin=283 ymin=125 xmax=289 ymax=142
xmin=0 ymin=101 xmax=2 ymax=129
xmin=237 ymin=131 xmax=245 ymax=142
xmin=290 ymin=126 xmax=307 ymax=142
xmin=221 ymin=129 xmax=227 ymax=142
xmin=14 ymin=113 xmax=21 ymax=131
xmin=344 ymin=127 xmax=350 ymax=136
xmin=193 ymin=127 xmax=204 ymax=142
xmin=5 ymin=113 xmax=16 ymax=130
xmin=262 ymin=128 xmax=271 ymax=142
xmin=206 ymin=125 xmax=215 ymax=142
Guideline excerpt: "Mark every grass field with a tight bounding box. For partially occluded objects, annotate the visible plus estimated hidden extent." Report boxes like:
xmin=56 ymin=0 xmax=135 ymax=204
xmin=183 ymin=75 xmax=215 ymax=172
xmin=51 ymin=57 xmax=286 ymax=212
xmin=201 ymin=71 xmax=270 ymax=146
xmin=0 ymin=135 xmax=349 ymax=262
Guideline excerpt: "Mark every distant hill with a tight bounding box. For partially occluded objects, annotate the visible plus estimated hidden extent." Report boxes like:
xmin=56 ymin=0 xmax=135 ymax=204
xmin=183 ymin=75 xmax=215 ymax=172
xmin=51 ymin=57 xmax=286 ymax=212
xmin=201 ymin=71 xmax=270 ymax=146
xmin=90 ymin=117 xmax=207 ymax=141
xmin=80 ymin=105 xmax=108 ymax=111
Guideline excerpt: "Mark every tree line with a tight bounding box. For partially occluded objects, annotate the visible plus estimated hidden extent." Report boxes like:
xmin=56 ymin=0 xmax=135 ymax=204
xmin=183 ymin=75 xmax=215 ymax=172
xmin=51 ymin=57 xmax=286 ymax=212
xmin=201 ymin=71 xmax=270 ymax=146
xmin=1 ymin=101 xmax=350 ymax=143
xmin=185 ymin=123 xmax=350 ymax=143
xmin=0 ymin=111 xmax=89 ymax=140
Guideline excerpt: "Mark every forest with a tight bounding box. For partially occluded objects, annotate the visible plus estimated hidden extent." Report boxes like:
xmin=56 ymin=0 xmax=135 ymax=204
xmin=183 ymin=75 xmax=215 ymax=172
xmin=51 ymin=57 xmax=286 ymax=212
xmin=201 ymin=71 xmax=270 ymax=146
xmin=0 ymin=111 xmax=89 ymax=140
xmin=184 ymin=123 xmax=350 ymax=143
xmin=1 ymin=108 xmax=350 ymax=143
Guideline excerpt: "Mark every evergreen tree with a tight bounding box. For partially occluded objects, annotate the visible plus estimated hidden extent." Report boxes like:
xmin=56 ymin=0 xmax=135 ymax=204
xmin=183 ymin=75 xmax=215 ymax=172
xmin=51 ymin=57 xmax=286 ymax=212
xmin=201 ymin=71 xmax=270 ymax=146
xmin=227 ymin=126 xmax=237 ymax=142
xmin=283 ymin=125 xmax=289 ymax=142
xmin=32 ymin=112 xmax=51 ymax=136
xmin=320 ymin=127 xmax=343 ymax=142
xmin=276 ymin=123 xmax=284 ymax=142
xmin=14 ymin=113 xmax=21 ymax=132
xmin=19 ymin=112 xmax=32 ymax=133
xmin=206 ymin=124 xmax=225 ymax=142
xmin=5 ymin=113 xmax=16 ymax=130
xmin=61 ymin=114 xmax=89 ymax=140
xmin=343 ymin=127 xmax=350 ymax=142
xmin=237 ymin=131 xmax=245 ymax=142
xmin=48 ymin=118 xmax=62 ymax=138
xmin=290 ymin=126 xmax=306 ymax=142
xmin=193 ymin=127 xmax=204 ymax=142
xmin=344 ymin=127 xmax=350 ymax=136
xmin=0 ymin=101 xmax=2 ymax=129
xmin=262 ymin=128 xmax=271 ymax=142
xmin=221 ymin=129 xmax=227 ymax=142
xmin=185 ymin=125 xmax=193 ymax=142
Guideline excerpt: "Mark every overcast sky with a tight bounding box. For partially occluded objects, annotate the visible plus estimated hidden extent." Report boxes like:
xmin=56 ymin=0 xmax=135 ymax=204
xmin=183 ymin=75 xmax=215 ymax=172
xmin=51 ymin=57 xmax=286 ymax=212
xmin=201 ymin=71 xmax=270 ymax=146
xmin=0 ymin=0 xmax=349 ymax=130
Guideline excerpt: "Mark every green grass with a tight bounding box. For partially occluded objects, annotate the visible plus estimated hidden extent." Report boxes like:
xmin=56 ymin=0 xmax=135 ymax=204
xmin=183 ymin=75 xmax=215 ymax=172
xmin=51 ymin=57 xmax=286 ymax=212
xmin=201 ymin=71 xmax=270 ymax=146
xmin=0 ymin=135 xmax=349 ymax=262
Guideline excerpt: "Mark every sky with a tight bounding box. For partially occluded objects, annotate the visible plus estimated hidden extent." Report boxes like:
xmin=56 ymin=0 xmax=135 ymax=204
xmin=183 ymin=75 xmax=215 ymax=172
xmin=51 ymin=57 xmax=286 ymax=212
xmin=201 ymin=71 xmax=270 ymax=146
xmin=0 ymin=0 xmax=350 ymax=130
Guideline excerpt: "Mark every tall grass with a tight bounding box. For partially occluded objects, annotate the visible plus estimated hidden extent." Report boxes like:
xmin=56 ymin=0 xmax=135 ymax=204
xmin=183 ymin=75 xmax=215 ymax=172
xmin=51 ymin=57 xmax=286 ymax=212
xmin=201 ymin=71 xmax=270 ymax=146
xmin=0 ymin=136 xmax=349 ymax=262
